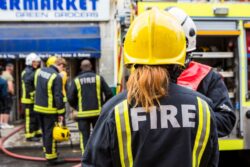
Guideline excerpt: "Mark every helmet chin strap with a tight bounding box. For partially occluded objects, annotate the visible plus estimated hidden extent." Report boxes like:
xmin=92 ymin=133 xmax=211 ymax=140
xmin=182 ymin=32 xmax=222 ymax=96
xmin=185 ymin=52 xmax=192 ymax=67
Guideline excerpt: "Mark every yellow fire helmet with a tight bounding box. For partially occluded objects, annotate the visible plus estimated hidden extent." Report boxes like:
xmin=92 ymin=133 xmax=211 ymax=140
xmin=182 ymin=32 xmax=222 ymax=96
xmin=124 ymin=8 xmax=186 ymax=66
xmin=53 ymin=123 xmax=70 ymax=142
xmin=46 ymin=56 xmax=57 ymax=67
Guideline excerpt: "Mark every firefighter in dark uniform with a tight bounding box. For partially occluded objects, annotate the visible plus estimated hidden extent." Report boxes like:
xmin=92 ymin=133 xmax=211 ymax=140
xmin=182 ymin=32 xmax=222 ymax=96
xmin=34 ymin=57 xmax=66 ymax=165
xmin=166 ymin=7 xmax=236 ymax=137
xmin=82 ymin=8 xmax=219 ymax=167
xmin=68 ymin=59 xmax=113 ymax=155
xmin=21 ymin=53 xmax=42 ymax=142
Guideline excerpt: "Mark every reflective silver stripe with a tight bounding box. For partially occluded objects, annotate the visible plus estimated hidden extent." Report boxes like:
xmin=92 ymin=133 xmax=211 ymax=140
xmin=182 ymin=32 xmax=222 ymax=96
xmin=192 ymin=97 xmax=211 ymax=167
xmin=115 ymin=100 xmax=133 ymax=167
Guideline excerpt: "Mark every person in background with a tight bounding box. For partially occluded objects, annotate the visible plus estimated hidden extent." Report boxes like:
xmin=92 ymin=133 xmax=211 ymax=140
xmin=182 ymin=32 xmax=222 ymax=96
xmin=82 ymin=8 xmax=218 ymax=167
xmin=21 ymin=53 xmax=42 ymax=142
xmin=166 ymin=7 xmax=236 ymax=137
xmin=60 ymin=69 xmax=68 ymax=125
xmin=68 ymin=59 xmax=113 ymax=155
xmin=34 ymin=57 xmax=66 ymax=165
xmin=0 ymin=66 xmax=8 ymax=129
xmin=0 ymin=63 xmax=14 ymax=129
xmin=60 ymin=70 xmax=68 ymax=104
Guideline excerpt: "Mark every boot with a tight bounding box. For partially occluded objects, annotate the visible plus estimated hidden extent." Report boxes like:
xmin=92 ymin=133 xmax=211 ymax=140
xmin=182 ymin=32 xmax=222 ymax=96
xmin=26 ymin=137 xmax=40 ymax=142
xmin=47 ymin=157 xmax=65 ymax=166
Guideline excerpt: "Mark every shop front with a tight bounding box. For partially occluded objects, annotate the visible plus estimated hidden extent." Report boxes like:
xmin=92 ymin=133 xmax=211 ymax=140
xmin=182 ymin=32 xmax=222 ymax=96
xmin=0 ymin=0 xmax=117 ymax=121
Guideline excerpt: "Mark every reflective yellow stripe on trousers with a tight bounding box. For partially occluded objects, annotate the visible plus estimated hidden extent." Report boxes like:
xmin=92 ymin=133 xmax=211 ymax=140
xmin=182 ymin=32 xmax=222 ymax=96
xmin=115 ymin=100 xmax=133 ymax=167
xmin=192 ymin=97 xmax=211 ymax=167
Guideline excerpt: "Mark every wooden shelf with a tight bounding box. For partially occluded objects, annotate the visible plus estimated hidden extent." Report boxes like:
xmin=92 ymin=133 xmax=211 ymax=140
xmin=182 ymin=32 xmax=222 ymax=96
xmin=191 ymin=52 xmax=234 ymax=58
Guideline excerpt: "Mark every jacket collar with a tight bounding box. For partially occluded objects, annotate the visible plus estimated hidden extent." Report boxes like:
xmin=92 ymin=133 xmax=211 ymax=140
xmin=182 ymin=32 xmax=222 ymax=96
xmin=50 ymin=65 xmax=59 ymax=73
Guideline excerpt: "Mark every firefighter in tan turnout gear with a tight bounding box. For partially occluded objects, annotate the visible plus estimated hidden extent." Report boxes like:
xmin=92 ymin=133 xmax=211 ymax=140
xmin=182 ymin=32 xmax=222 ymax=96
xmin=82 ymin=8 xmax=219 ymax=167
xmin=68 ymin=59 xmax=113 ymax=155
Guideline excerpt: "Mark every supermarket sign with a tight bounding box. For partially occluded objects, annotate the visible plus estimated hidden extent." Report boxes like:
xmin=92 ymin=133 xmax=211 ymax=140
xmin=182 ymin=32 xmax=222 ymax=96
xmin=0 ymin=0 xmax=110 ymax=21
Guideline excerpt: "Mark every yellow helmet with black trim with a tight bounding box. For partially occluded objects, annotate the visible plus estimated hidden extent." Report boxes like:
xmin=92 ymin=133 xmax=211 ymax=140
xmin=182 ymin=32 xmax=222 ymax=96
xmin=53 ymin=123 xmax=70 ymax=142
xmin=46 ymin=56 xmax=57 ymax=67
xmin=124 ymin=8 xmax=186 ymax=66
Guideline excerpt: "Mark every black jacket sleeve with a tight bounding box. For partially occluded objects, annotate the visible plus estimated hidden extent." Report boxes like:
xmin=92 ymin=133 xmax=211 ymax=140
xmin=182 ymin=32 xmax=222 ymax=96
xmin=53 ymin=74 xmax=64 ymax=111
xmin=24 ymin=70 xmax=35 ymax=96
xmin=67 ymin=79 xmax=78 ymax=110
xmin=82 ymin=93 xmax=127 ymax=167
xmin=101 ymin=76 xmax=113 ymax=102
xmin=197 ymin=71 xmax=236 ymax=137
xmin=82 ymin=112 xmax=114 ymax=167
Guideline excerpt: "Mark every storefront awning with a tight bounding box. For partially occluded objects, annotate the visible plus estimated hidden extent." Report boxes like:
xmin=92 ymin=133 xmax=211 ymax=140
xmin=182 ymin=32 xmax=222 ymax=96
xmin=0 ymin=24 xmax=101 ymax=59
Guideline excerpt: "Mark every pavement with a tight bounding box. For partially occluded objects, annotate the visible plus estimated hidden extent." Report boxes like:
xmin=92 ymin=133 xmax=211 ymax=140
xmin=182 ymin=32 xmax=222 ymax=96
xmin=0 ymin=119 xmax=82 ymax=167
xmin=0 ymin=120 xmax=80 ymax=149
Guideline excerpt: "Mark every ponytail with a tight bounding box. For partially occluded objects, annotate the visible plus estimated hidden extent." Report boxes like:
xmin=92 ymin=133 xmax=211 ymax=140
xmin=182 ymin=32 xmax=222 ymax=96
xmin=127 ymin=65 xmax=169 ymax=112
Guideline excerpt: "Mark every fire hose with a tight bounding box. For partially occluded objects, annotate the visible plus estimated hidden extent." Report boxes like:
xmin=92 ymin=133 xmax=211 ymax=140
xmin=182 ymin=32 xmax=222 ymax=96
xmin=0 ymin=125 xmax=81 ymax=165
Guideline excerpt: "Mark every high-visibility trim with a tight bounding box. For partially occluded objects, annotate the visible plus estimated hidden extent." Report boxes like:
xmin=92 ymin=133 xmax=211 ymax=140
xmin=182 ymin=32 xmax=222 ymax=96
xmin=21 ymin=98 xmax=33 ymax=104
xmin=35 ymin=129 xmax=42 ymax=135
xmin=34 ymin=105 xmax=57 ymax=114
xmin=197 ymin=101 xmax=211 ymax=165
xmin=63 ymin=96 xmax=67 ymax=103
xmin=48 ymin=74 xmax=57 ymax=108
xmin=45 ymin=153 xmax=57 ymax=160
xmin=115 ymin=100 xmax=133 ymax=167
xmin=57 ymin=108 xmax=65 ymax=115
xmin=197 ymin=30 xmax=240 ymax=36
xmin=25 ymin=108 xmax=30 ymax=137
xmin=219 ymin=139 xmax=244 ymax=151
xmin=96 ymin=75 xmax=101 ymax=111
xmin=34 ymin=69 xmax=41 ymax=88
xmin=77 ymin=110 xmax=101 ymax=118
xmin=52 ymin=138 xmax=56 ymax=157
xmin=78 ymin=122 xmax=85 ymax=155
xmin=192 ymin=97 xmax=210 ymax=167
xmin=115 ymin=103 xmax=126 ymax=167
xmin=74 ymin=78 xmax=83 ymax=112
xmin=123 ymin=100 xmax=133 ymax=166
xmin=25 ymin=132 xmax=36 ymax=138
